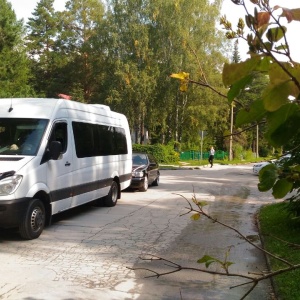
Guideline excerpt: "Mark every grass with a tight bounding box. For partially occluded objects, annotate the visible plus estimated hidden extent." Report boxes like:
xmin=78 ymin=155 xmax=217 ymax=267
xmin=161 ymin=157 xmax=266 ymax=168
xmin=258 ymin=202 xmax=300 ymax=300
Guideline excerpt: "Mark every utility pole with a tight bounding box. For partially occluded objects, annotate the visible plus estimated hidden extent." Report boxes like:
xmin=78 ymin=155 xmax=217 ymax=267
xmin=200 ymin=130 xmax=203 ymax=161
xmin=229 ymin=102 xmax=233 ymax=161
xmin=256 ymin=124 xmax=259 ymax=158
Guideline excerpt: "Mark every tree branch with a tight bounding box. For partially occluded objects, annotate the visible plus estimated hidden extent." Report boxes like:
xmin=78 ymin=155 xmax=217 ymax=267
xmin=222 ymin=121 xmax=266 ymax=138
xmin=128 ymin=193 xmax=300 ymax=300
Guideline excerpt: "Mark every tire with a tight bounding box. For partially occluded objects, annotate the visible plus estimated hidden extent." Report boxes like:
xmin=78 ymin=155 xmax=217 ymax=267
xmin=140 ymin=176 xmax=148 ymax=192
xmin=104 ymin=181 xmax=119 ymax=207
xmin=152 ymin=174 xmax=159 ymax=186
xmin=19 ymin=199 xmax=45 ymax=240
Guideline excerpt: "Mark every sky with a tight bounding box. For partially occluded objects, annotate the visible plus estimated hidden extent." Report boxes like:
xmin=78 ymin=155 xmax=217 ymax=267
xmin=221 ymin=0 xmax=300 ymax=62
xmin=7 ymin=0 xmax=300 ymax=62
xmin=8 ymin=0 xmax=66 ymax=19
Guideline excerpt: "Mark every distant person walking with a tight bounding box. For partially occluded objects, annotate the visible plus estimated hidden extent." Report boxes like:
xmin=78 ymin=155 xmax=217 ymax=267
xmin=208 ymin=146 xmax=215 ymax=168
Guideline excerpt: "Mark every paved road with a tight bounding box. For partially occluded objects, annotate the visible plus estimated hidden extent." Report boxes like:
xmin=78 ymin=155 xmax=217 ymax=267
xmin=0 ymin=164 xmax=278 ymax=300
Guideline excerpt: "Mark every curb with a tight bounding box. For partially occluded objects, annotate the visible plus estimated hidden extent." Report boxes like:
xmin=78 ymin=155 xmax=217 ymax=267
xmin=256 ymin=207 xmax=279 ymax=300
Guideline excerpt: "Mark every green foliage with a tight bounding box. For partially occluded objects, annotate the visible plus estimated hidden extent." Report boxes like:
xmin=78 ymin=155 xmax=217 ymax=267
xmin=132 ymin=143 xmax=179 ymax=164
xmin=259 ymin=146 xmax=270 ymax=158
xmin=258 ymin=164 xmax=278 ymax=192
xmin=232 ymin=143 xmax=243 ymax=160
xmin=197 ymin=253 xmax=234 ymax=272
xmin=220 ymin=0 xmax=300 ymax=204
xmin=26 ymin=0 xmax=61 ymax=97
xmin=0 ymin=0 xmax=34 ymax=97
xmin=243 ymin=149 xmax=255 ymax=160
xmin=286 ymin=191 xmax=300 ymax=218
xmin=19 ymin=0 xmax=229 ymax=147
xmin=99 ymin=0 xmax=229 ymax=145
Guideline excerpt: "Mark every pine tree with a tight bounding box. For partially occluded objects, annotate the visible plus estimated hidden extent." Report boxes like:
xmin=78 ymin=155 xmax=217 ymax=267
xmin=26 ymin=0 xmax=61 ymax=97
xmin=0 ymin=0 xmax=34 ymax=97
xmin=232 ymin=40 xmax=241 ymax=63
xmin=57 ymin=0 xmax=105 ymax=102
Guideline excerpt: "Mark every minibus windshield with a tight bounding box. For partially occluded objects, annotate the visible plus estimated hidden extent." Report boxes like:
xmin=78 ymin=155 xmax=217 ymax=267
xmin=0 ymin=118 xmax=48 ymax=156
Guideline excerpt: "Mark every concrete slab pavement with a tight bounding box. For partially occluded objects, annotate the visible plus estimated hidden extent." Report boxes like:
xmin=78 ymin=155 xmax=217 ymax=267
xmin=0 ymin=164 xmax=278 ymax=300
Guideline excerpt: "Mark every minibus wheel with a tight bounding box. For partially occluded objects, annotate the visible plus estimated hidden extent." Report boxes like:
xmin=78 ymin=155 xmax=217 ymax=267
xmin=105 ymin=181 xmax=119 ymax=207
xmin=19 ymin=199 xmax=45 ymax=240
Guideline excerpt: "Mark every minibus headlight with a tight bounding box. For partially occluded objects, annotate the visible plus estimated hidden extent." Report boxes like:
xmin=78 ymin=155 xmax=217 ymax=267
xmin=0 ymin=175 xmax=23 ymax=195
xmin=132 ymin=171 xmax=144 ymax=178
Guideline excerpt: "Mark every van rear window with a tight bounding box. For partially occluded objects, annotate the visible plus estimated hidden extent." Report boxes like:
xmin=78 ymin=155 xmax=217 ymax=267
xmin=72 ymin=122 xmax=127 ymax=158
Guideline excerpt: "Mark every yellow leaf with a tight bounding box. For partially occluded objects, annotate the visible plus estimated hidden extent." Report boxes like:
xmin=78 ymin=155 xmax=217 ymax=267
xmin=180 ymin=82 xmax=188 ymax=92
xmin=170 ymin=72 xmax=189 ymax=80
xmin=125 ymin=75 xmax=130 ymax=85
xmin=190 ymin=213 xmax=201 ymax=221
xmin=170 ymin=72 xmax=190 ymax=92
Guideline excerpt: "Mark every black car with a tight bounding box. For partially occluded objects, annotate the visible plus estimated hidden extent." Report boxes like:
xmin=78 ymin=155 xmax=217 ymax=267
xmin=129 ymin=152 xmax=160 ymax=191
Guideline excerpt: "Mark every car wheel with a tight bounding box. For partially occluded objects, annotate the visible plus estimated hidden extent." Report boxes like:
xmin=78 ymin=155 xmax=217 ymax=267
xmin=104 ymin=181 xmax=119 ymax=207
xmin=152 ymin=174 xmax=159 ymax=186
xmin=140 ymin=176 xmax=148 ymax=192
xmin=19 ymin=199 xmax=45 ymax=240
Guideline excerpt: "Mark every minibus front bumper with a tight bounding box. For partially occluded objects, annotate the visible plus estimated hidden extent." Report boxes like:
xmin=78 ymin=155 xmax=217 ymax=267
xmin=0 ymin=198 xmax=30 ymax=228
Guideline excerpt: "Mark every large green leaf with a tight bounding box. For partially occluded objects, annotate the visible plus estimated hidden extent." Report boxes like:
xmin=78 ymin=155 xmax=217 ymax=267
xmin=267 ymin=103 xmax=299 ymax=130
xmin=267 ymin=111 xmax=300 ymax=146
xmin=268 ymin=62 xmax=291 ymax=84
xmin=268 ymin=62 xmax=300 ymax=97
xmin=222 ymin=56 xmax=269 ymax=87
xmin=227 ymin=74 xmax=254 ymax=102
xmin=272 ymin=178 xmax=293 ymax=199
xmin=197 ymin=255 xmax=217 ymax=268
xmin=266 ymin=26 xmax=287 ymax=42
xmin=265 ymin=104 xmax=300 ymax=146
xmin=262 ymin=81 xmax=294 ymax=111
xmin=236 ymin=99 xmax=266 ymax=126
xmin=258 ymin=164 xmax=278 ymax=192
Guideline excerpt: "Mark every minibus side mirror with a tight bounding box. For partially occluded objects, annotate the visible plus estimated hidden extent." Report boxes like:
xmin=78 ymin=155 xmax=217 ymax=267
xmin=49 ymin=141 xmax=62 ymax=160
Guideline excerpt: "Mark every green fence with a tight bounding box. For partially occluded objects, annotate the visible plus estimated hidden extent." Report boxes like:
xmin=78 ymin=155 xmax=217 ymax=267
xmin=180 ymin=150 xmax=228 ymax=161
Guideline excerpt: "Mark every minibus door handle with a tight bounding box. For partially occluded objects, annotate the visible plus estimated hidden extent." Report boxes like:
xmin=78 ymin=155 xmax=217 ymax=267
xmin=65 ymin=161 xmax=71 ymax=167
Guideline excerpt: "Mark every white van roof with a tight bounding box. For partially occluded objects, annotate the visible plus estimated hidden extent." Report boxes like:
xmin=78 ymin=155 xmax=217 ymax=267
xmin=0 ymin=98 xmax=65 ymax=119
xmin=0 ymin=98 xmax=123 ymax=122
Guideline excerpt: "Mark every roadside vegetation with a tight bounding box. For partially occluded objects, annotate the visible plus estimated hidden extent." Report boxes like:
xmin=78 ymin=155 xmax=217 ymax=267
xmin=259 ymin=203 xmax=300 ymax=300
xmin=1 ymin=0 xmax=300 ymax=298
xmin=158 ymin=0 xmax=300 ymax=296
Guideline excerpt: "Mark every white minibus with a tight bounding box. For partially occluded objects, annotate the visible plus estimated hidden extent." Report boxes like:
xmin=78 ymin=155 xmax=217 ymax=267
xmin=0 ymin=98 xmax=132 ymax=239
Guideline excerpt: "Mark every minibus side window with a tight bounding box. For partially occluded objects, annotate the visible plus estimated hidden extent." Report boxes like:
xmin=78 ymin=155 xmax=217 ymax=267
xmin=49 ymin=122 xmax=68 ymax=154
xmin=113 ymin=127 xmax=127 ymax=155
xmin=72 ymin=121 xmax=128 ymax=158
xmin=41 ymin=122 xmax=68 ymax=163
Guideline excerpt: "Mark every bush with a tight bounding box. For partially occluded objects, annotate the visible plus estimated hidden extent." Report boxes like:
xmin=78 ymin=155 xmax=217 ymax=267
xmin=233 ymin=144 xmax=244 ymax=160
xmin=132 ymin=143 xmax=179 ymax=164
xmin=259 ymin=146 xmax=271 ymax=157
xmin=243 ymin=149 xmax=255 ymax=160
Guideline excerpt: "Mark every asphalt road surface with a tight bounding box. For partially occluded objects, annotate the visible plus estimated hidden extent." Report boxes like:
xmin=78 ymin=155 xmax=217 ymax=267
xmin=0 ymin=164 xmax=278 ymax=300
